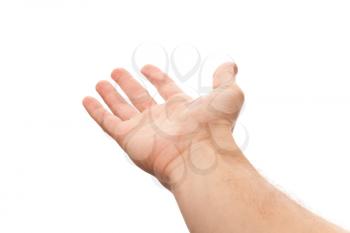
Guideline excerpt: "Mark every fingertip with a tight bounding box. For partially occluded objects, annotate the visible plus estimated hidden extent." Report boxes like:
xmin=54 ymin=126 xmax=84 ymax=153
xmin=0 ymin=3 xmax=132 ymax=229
xmin=212 ymin=62 xmax=239 ymax=89
xmin=141 ymin=64 xmax=159 ymax=74
xmin=95 ymin=80 xmax=110 ymax=92
xmin=111 ymin=68 xmax=126 ymax=81
xmin=227 ymin=62 xmax=238 ymax=75
xmin=233 ymin=63 xmax=238 ymax=75
xmin=141 ymin=64 xmax=167 ymax=82
xmin=82 ymin=96 xmax=90 ymax=107
xmin=214 ymin=62 xmax=238 ymax=76
xmin=82 ymin=96 xmax=95 ymax=109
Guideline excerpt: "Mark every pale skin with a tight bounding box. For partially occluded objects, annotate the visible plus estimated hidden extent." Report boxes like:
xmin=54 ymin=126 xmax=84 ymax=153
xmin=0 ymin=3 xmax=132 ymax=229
xmin=83 ymin=63 xmax=348 ymax=233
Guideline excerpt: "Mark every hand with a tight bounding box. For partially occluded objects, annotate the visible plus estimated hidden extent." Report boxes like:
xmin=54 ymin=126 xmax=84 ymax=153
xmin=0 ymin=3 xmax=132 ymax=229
xmin=83 ymin=63 xmax=346 ymax=233
xmin=83 ymin=63 xmax=348 ymax=233
xmin=83 ymin=63 xmax=244 ymax=186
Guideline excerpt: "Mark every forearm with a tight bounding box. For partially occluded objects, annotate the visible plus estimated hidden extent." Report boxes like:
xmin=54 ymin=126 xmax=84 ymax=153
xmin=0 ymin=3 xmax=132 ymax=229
xmin=83 ymin=62 xmax=348 ymax=232
xmin=169 ymin=143 xmax=347 ymax=233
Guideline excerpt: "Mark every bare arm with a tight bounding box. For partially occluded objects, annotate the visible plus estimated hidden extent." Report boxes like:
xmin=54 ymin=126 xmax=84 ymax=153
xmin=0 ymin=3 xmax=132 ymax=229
xmin=83 ymin=63 xmax=348 ymax=233
xmin=171 ymin=145 xmax=347 ymax=233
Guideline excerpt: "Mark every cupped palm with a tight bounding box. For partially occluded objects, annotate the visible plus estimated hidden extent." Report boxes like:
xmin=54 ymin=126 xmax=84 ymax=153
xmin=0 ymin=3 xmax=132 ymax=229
xmin=83 ymin=63 xmax=244 ymax=183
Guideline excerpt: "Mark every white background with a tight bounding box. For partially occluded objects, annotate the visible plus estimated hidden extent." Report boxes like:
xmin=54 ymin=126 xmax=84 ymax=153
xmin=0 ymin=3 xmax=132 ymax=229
xmin=0 ymin=0 xmax=349 ymax=232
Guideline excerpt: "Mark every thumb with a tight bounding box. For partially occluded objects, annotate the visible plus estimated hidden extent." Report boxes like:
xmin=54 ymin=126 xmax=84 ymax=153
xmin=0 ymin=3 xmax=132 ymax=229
xmin=212 ymin=62 xmax=238 ymax=89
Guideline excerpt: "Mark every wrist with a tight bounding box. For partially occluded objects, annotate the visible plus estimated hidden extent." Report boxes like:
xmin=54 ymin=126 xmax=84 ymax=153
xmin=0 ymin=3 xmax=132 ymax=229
xmin=162 ymin=138 xmax=253 ymax=192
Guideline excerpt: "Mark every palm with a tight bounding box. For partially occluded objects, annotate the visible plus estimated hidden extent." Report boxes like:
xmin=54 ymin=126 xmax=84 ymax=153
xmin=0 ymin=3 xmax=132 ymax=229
xmin=83 ymin=63 xmax=244 ymax=181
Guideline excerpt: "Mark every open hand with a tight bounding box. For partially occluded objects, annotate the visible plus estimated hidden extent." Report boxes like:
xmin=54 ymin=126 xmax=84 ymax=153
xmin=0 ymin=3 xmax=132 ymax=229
xmin=83 ymin=63 xmax=244 ymax=186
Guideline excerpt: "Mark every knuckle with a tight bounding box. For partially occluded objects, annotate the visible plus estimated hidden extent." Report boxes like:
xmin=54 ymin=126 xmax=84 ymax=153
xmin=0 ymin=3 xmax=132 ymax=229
xmin=230 ymin=85 xmax=244 ymax=103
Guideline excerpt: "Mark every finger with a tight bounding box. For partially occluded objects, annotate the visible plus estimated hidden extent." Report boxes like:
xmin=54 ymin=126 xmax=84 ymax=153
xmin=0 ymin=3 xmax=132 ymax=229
xmin=82 ymin=96 xmax=122 ymax=138
xmin=96 ymin=80 xmax=138 ymax=120
xmin=111 ymin=68 xmax=156 ymax=112
xmin=212 ymin=62 xmax=238 ymax=89
xmin=141 ymin=64 xmax=185 ymax=100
